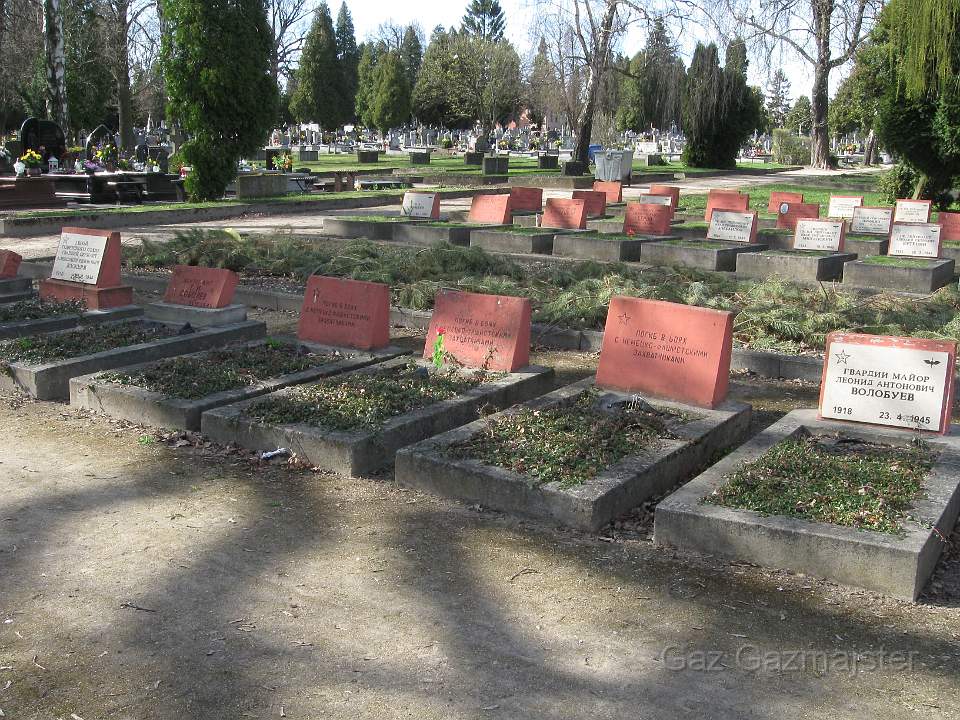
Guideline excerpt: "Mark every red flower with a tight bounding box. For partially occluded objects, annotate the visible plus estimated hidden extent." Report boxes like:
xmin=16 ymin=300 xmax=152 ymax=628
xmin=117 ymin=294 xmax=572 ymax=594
xmin=437 ymin=326 xmax=446 ymax=335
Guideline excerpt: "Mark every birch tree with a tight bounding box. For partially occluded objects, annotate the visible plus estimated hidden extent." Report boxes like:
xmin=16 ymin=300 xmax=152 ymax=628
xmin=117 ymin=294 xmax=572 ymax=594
xmin=43 ymin=0 xmax=68 ymax=130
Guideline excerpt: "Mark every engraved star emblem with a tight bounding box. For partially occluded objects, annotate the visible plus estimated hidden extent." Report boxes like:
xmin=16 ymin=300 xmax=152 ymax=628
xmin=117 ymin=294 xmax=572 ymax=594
xmin=834 ymin=349 xmax=850 ymax=365
xmin=618 ymin=312 xmax=631 ymax=325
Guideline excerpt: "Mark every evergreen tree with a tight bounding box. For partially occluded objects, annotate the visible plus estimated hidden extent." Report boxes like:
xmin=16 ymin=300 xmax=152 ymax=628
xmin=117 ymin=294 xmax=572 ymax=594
xmin=160 ymin=0 xmax=278 ymax=200
xmin=785 ymin=95 xmax=812 ymax=135
xmin=290 ymin=2 xmax=344 ymax=129
xmin=461 ymin=0 xmax=505 ymax=42
xmin=526 ymin=36 xmax=558 ymax=129
xmin=765 ymin=69 xmax=791 ymax=129
xmin=616 ymin=16 xmax=685 ymax=132
xmin=369 ymin=50 xmax=411 ymax=133
xmin=335 ymin=2 xmax=359 ymax=125
xmin=400 ymin=25 xmax=423 ymax=92
xmin=355 ymin=42 xmax=380 ymax=128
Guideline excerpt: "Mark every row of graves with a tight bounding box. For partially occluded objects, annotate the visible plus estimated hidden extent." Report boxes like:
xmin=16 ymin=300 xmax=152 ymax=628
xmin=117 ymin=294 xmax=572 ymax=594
xmin=1 ymin=226 xmax=958 ymax=602
xmin=324 ymin=186 xmax=960 ymax=296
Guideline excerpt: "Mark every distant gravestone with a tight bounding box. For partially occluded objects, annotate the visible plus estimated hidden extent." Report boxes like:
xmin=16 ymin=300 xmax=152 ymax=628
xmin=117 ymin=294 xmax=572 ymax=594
xmin=793 ymin=219 xmax=846 ymax=252
xmin=636 ymin=194 xmax=673 ymax=207
xmin=84 ymin=124 xmax=114 ymax=161
xmin=850 ymin=207 xmax=894 ymax=236
xmin=541 ymin=198 xmax=587 ymax=229
xmin=704 ymin=190 xmax=748 ymax=221
xmin=592 ymin=180 xmax=623 ymax=204
xmin=819 ymin=332 xmax=956 ymax=434
xmin=707 ymin=211 xmax=758 ymax=244
xmin=297 ymin=275 xmax=390 ymax=350
xmin=571 ymin=190 xmax=607 ymax=218
xmin=648 ymin=185 xmax=680 ymax=211
xmin=163 ymin=266 xmax=239 ymax=309
xmin=424 ymin=289 xmax=531 ymax=372
xmin=467 ymin=194 xmax=512 ymax=224
xmin=776 ymin=202 xmax=820 ymax=230
xmin=827 ymin=195 xmax=864 ymax=220
xmin=20 ymin=117 xmax=66 ymax=161
xmin=767 ymin=191 xmax=804 ymax=213
xmin=939 ymin=211 xmax=960 ymax=242
xmin=0 ymin=250 xmax=23 ymax=279
xmin=888 ymin=223 xmax=942 ymax=258
xmin=595 ymin=297 xmax=735 ymax=409
xmin=509 ymin=187 xmax=543 ymax=213
xmin=624 ymin=202 xmax=673 ymax=236
xmin=894 ymin=199 xmax=932 ymax=223
xmin=400 ymin=192 xmax=440 ymax=219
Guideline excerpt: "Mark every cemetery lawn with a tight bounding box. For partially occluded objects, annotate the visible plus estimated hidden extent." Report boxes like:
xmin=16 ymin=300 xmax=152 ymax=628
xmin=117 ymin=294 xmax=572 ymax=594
xmin=862 ymin=256 xmax=937 ymax=268
xmin=705 ymin=435 xmax=932 ymax=534
xmin=448 ymin=391 xmax=686 ymax=489
xmin=766 ymin=249 xmax=837 ymax=257
xmin=681 ymin=183 xmax=886 ymax=218
xmin=0 ymin=298 xmax=86 ymax=323
xmin=0 ymin=322 xmax=175 ymax=365
xmin=102 ymin=341 xmax=332 ymax=399
xmin=124 ymin=233 xmax=960 ymax=355
xmin=243 ymin=363 xmax=491 ymax=431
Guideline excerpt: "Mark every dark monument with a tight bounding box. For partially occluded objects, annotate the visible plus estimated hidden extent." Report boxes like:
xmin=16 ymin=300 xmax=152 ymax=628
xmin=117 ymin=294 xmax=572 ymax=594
xmin=19 ymin=117 xmax=67 ymax=169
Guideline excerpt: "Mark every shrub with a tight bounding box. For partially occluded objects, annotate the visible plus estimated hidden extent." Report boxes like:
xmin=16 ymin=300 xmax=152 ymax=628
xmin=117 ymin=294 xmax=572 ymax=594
xmin=771 ymin=129 xmax=810 ymax=165
xmin=877 ymin=163 xmax=919 ymax=204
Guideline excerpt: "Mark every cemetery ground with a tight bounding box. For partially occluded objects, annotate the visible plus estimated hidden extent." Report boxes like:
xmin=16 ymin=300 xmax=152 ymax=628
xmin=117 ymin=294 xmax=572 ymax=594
xmin=1 ymin=293 xmax=959 ymax=719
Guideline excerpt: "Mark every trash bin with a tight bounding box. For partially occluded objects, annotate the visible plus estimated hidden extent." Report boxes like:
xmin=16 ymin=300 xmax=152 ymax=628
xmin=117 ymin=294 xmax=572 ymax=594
xmin=594 ymin=151 xmax=624 ymax=181
xmin=587 ymin=144 xmax=603 ymax=162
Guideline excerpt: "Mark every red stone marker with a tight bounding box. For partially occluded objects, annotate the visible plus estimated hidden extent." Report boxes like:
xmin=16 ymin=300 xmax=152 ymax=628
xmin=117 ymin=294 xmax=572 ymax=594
xmin=624 ymin=202 xmax=673 ymax=236
xmin=509 ymin=187 xmax=543 ymax=213
xmin=424 ymin=289 xmax=531 ymax=372
xmin=541 ymin=198 xmax=587 ymax=229
xmin=467 ymin=194 xmax=512 ymax=225
xmin=39 ymin=227 xmax=133 ymax=309
xmin=648 ymin=185 xmax=680 ymax=211
xmin=940 ymin=211 xmax=960 ymax=242
xmin=767 ymin=191 xmax=804 ymax=213
xmin=704 ymin=191 xmax=749 ymax=221
xmin=572 ymin=190 xmax=607 ymax=218
xmin=0 ymin=250 xmax=23 ymax=279
xmin=776 ymin=202 xmax=820 ymax=230
xmin=593 ymin=180 xmax=623 ymax=204
xmin=297 ymin=275 xmax=390 ymax=350
xmin=818 ymin=332 xmax=956 ymax=435
xmin=163 ymin=265 xmax=239 ymax=309
xmin=595 ymin=297 xmax=734 ymax=409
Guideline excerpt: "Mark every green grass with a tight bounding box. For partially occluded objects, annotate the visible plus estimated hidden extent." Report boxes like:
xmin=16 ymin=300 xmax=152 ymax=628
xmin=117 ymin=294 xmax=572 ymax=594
xmin=681 ymin=183 xmax=886 ymax=219
xmin=243 ymin=363 xmax=489 ymax=431
xmin=0 ymin=322 xmax=174 ymax=365
xmin=490 ymin=226 xmax=560 ymax=235
xmin=862 ymin=256 xmax=935 ymax=268
xmin=448 ymin=391 xmax=687 ymax=488
xmin=705 ymin=435 xmax=932 ymax=534
xmin=102 ymin=340 xmax=333 ymax=399
xmin=328 ymin=214 xmax=416 ymax=223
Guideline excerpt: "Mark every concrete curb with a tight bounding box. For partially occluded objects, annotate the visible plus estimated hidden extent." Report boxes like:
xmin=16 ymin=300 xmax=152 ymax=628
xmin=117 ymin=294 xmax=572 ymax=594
xmin=0 ymin=305 xmax=143 ymax=340
xmin=654 ymin=409 xmax=960 ymax=600
xmin=640 ymin=241 xmax=767 ymax=272
xmin=735 ymin=251 xmax=858 ymax=283
xmin=843 ymin=259 xmax=956 ymax=293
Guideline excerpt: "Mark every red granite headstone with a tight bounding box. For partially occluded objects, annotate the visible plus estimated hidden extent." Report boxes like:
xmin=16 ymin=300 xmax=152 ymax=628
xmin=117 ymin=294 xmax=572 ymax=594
xmin=509 ymin=187 xmax=543 ymax=213
xmin=572 ymin=190 xmax=607 ymax=218
xmin=776 ymin=202 xmax=820 ymax=230
xmin=467 ymin=194 xmax=512 ymax=224
xmin=163 ymin=265 xmax=239 ymax=309
xmin=767 ymin=191 xmax=804 ymax=213
xmin=424 ymin=289 xmax=531 ymax=372
xmin=623 ymin=202 xmax=673 ymax=236
xmin=648 ymin=185 xmax=680 ymax=211
xmin=541 ymin=198 xmax=587 ymax=229
xmin=0 ymin=250 xmax=23 ymax=279
xmin=39 ymin=227 xmax=133 ymax=309
xmin=595 ymin=297 xmax=734 ymax=409
xmin=592 ymin=180 xmax=623 ymax=204
xmin=297 ymin=275 xmax=390 ymax=350
xmin=939 ymin=211 xmax=960 ymax=242
xmin=704 ymin=190 xmax=749 ymax=221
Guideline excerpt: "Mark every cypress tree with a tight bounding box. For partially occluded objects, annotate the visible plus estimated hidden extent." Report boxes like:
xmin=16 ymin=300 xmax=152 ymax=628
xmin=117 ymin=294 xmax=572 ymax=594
xmin=355 ymin=43 xmax=380 ymax=129
xmin=369 ymin=51 xmax=411 ymax=133
xmin=290 ymin=2 xmax=344 ymax=130
xmin=335 ymin=2 xmax=359 ymax=125
xmin=160 ymin=0 xmax=277 ymax=201
xmin=400 ymin=25 xmax=423 ymax=92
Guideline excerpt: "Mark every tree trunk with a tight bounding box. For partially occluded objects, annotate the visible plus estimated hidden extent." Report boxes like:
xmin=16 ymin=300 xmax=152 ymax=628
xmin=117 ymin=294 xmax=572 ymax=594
xmin=114 ymin=1 xmax=134 ymax=150
xmin=809 ymin=1 xmax=832 ymax=169
xmin=864 ymin=129 xmax=877 ymax=166
xmin=43 ymin=0 xmax=69 ymax=132
xmin=913 ymin=174 xmax=929 ymax=201
xmin=572 ymin=0 xmax=618 ymax=166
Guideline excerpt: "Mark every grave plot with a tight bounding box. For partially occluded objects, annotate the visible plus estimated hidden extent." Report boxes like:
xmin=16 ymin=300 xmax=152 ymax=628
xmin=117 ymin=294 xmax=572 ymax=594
xmin=392 ymin=192 xmax=510 ymax=246
xmin=201 ymin=289 xmax=554 ymax=476
xmin=144 ymin=265 xmax=246 ymax=327
xmin=471 ymin=199 xmax=586 ymax=255
xmin=656 ymin=333 xmax=960 ymax=600
xmin=641 ymin=211 xmax=766 ymax=272
xmin=395 ymin=297 xmax=751 ymax=531
xmin=0 ymin=298 xmax=142 ymax=340
xmin=847 ymin=207 xmax=894 ymax=257
xmin=0 ymin=250 xmax=34 ymax=304
xmin=553 ymin=202 xmax=675 ymax=261
xmin=736 ymin=219 xmax=857 ymax=283
xmin=39 ymin=228 xmax=134 ymax=310
xmin=0 ymin=317 xmax=265 ymax=400
xmin=70 ymin=276 xmax=404 ymax=430
xmin=322 ymin=214 xmax=426 ymax=240
xmin=843 ymin=223 xmax=954 ymax=292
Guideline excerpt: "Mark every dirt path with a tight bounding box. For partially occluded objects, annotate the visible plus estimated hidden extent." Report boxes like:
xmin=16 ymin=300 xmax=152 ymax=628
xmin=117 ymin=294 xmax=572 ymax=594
xmin=1 ymin=309 xmax=958 ymax=719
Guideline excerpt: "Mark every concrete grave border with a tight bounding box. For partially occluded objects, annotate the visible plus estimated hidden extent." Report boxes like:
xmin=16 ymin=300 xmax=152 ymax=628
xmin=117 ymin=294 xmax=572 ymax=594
xmin=641 ymin=240 xmax=767 ymax=272
xmin=0 ymin=304 xmax=142 ymax=340
xmin=735 ymin=251 xmax=858 ymax=283
xmin=0 ymin=319 xmax=265 ymax=400
xmin=394 ymin=376 xmax=751 ymax=531
xmin=553 ymin=232 xmax=675 ymax=262
xmin=842 ymin=258 xmax=956 ymax=293
xmin=201 ymin=357 xmax=555 ymax=477
xmin=654 ymin=409 xmax=960 ymax=600
xmin=470 ymin=228 xmax=563 ymax=255
xmin=70 ymin=339 xmax=406 ymax=431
